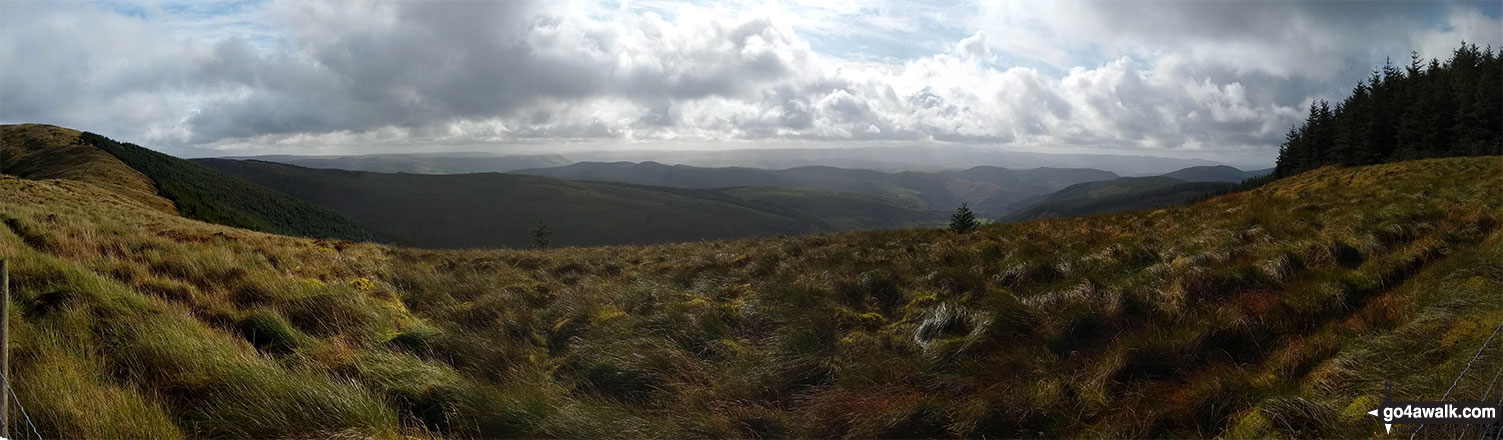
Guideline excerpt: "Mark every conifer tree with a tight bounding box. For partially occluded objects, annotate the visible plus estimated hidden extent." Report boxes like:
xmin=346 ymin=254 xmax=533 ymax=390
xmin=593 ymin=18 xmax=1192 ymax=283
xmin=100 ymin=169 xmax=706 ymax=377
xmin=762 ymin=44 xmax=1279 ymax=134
xmin=949 ymin=203 xmax=979 ymax=234
xmin=1272 ymin=42 xmax=1501 ymax=176
xmin=531 ymin=219 xmax=551 ymax=249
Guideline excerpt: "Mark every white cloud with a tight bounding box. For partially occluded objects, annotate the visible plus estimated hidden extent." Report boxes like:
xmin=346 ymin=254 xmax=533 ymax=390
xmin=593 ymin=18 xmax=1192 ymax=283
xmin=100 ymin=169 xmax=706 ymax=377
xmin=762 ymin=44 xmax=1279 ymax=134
xmin=1 ymin=0 xmax=1497 ymax=160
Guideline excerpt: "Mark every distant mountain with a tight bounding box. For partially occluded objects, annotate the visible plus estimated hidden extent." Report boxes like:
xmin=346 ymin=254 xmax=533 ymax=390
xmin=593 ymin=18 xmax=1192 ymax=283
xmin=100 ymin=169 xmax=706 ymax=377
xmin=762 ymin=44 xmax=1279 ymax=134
xmin=1159 ymin=165 xmax=1272 ymax=182
xmin=714 ymin=187 xmax=948 ymax=231
xmin=512 ymin=162 xmax=1119 ymax=216
xmin=568 ymin=145 xmax=1223 ymax=175
xmin=1003 ymin=176 xmax=1237 ymax=221
xmin=194 ymin=159 xmax=947 ymax=248
xmin=219 ymin=153 xmax=573 ymax=174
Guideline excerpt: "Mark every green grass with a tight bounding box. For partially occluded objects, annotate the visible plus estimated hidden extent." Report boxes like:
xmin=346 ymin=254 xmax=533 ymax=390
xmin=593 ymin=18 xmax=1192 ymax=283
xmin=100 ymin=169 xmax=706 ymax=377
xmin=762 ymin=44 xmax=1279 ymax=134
xmin=0 ymin=156 xmax=1499 ymax=438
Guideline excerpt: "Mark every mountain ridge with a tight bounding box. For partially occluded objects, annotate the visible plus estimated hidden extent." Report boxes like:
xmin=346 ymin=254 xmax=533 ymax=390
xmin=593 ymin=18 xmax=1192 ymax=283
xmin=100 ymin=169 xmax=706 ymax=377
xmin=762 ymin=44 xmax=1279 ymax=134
xmin=512 ymin=161 xmax=1121 ymax=216
xmin=193 ymin=158 xmax=949 ymax=248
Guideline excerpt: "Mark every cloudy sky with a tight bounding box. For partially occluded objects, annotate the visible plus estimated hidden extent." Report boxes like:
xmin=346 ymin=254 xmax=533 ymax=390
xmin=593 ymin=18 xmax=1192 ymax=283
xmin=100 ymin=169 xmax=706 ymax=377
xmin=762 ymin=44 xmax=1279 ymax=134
xmin=1 ymin=0 xmax=1499 ymax=163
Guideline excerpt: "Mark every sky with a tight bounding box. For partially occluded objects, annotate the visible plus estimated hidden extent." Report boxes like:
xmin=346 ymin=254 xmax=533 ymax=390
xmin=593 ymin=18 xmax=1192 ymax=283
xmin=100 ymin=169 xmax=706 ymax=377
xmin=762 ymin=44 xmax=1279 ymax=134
xmin=1 ymin=0 xmax=1499 ymax=164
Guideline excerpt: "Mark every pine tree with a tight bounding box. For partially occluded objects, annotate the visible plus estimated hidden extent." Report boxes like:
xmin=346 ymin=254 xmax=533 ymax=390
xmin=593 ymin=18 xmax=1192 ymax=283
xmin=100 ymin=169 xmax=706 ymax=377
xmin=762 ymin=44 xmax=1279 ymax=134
xmin=949 ymin=203 xmax=979 ymax=234
xmin=1272 ymin=42 xmax=1502 ymax=175
xmin=530 ymin=219 xmax=551 ymax=249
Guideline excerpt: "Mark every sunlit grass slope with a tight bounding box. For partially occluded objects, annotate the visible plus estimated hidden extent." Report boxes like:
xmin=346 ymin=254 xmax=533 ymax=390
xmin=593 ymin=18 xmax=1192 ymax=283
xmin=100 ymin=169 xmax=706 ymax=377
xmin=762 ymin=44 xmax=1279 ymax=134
xmin=0 ymin=157 xmax=1499 ymax=438
xmin=0 ymin=124 xmax=177 ymax=214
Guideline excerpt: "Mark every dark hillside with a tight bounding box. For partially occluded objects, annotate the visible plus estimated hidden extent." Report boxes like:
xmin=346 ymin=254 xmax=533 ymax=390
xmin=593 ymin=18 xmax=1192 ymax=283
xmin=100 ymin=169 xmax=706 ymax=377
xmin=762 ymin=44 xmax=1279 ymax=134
xmin=223 ymin=153 xmax=573 ymax=174
xmin=714 ymin=187 xmax=949 ymax=230
xmin=513 ymin=162 xmax=1119 ymax=215
xmin=195 ymin=159 xmax=834 ymax=248
xmin=1004 ymin=177 xmax=1237 ymax=221
xmin=1160 ymin=165 xmax=1271 ymax=182
xmin=80 ymin=132 xmax=378 ymax=241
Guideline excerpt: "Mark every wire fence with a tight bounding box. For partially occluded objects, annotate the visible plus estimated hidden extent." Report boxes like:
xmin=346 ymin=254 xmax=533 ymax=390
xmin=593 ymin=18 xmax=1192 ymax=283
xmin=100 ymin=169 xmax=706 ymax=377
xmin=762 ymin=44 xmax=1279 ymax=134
xmin=1406 ymin=317 xmax=1503 ymax=440
xmin=0 ymin=259 xmax=38 ymax=440
xmin=0 ymin=371 xmax=39 ymax=440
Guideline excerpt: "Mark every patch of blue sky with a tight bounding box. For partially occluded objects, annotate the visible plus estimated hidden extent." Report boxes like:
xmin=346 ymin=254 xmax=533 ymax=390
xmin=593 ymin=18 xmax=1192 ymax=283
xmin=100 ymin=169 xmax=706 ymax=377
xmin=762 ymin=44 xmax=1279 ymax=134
xmin=91 ymin=0 xmax=279 ymax=52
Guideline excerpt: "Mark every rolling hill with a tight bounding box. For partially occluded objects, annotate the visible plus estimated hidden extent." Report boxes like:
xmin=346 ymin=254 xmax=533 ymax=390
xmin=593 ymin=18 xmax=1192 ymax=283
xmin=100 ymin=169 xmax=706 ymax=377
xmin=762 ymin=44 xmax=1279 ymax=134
xmin=3 ymin=124 xmax=947 ymax=249
xmin=1 ymin=155 xmax=1498 ymax=438
xmin=1159 ymin=165 xmax=1273 ymax=182
xmin=566 ymin=144 xmax=1223 ymax=175
xmin=1004 ymin=176 xmax=1239 ymax=221
xmin=194 ymin=159 xmax=947 ymax=248
xmin=512 ymin=161 xmax=1119 ymax=216
xmin=219 ymin=152 xmax=573 ymax=174
xmin=0 ymin=124 xmax=177 ymax=214
xmin=0 ymin=125 xmax=378 ymax=241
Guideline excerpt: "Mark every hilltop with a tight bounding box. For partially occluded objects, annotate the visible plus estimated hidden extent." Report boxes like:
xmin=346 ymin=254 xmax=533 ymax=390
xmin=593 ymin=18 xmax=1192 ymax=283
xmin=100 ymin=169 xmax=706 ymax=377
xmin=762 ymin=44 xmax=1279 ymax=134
xmin=1159 ymin=165 xmax=1272 ymax=183
xmin=0 ymin=126 xmax=379 ymax=241
xmin=0 ymin=124 xmax=177 ymax=214
xmin=218 ymin=152 xmax=572 ymax=174
xmin=1 ymin=154 xmax=1498 ymax=438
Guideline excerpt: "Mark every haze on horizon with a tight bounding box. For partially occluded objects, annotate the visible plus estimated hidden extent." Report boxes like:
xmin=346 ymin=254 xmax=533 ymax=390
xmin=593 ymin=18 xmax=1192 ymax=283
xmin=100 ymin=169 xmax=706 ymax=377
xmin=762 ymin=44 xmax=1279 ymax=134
xmin=2 ymin=0 xmax=1500 ymax=167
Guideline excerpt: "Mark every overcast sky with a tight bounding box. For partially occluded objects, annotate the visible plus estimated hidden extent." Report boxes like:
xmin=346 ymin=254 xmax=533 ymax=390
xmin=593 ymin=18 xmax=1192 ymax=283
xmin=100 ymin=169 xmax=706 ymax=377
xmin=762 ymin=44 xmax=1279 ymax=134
xmin=1 ymin=0 xmax=1499 ymax=163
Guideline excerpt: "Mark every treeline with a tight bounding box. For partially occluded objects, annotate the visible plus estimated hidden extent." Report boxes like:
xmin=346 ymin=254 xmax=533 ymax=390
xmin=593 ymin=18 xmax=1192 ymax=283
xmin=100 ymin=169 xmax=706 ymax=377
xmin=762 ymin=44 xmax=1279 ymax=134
xmin=79 ymin=132 xmax=381 ymax=242
xmin=1274 ymin=43 xmax=1502 ymax=177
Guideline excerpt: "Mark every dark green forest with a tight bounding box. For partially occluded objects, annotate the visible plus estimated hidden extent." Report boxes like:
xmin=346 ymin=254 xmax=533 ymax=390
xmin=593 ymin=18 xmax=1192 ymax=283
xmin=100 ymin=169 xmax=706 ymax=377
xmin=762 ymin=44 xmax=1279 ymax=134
xmin=1274 ymin=43 xmax=1502 ymax=176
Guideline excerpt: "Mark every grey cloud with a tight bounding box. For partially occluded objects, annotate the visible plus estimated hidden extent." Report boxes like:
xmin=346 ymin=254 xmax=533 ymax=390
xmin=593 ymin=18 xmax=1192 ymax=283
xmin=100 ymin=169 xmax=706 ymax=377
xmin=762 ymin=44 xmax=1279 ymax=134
xmin=2 ymin=0 xmax=1496 ymax=158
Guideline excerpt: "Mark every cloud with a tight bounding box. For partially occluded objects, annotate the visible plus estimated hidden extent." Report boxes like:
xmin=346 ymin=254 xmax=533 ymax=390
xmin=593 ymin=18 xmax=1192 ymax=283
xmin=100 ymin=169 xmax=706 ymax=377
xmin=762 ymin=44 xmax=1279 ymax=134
xmin=1 ymin=0 xmax=1497 ymax=160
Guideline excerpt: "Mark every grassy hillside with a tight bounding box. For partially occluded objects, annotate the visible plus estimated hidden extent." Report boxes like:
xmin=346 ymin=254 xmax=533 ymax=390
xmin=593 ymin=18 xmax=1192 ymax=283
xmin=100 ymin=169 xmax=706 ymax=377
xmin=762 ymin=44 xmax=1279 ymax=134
xmin=1005 ymin=176 xmax=1238 ymax=221
xmin=1 ymin=156 xmax=1498 ymax=438
xmin=513 ymin=161 xmax=1119 ymax=215
xmin=0 ymin=124 xmax=177 ymax=214
xmin=195 ymin=159 xmax=838 ymax=248
xmin=52 ymin=131 xmax=379 ymax=242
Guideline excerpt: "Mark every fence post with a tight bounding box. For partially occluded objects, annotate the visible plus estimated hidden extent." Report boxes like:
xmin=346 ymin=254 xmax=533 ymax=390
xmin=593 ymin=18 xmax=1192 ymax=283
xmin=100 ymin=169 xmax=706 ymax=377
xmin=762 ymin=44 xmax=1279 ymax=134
xmin=2 ymin=258 xmax=9 ymax=438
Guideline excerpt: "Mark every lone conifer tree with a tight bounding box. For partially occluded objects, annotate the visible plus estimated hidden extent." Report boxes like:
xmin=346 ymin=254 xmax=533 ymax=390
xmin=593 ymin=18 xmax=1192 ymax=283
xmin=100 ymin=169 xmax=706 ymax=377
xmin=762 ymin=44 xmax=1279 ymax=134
xmin=530 ymin=219 xmax=551 ymax=249
xmin=949 ymin=202 xmax=979 ymax=234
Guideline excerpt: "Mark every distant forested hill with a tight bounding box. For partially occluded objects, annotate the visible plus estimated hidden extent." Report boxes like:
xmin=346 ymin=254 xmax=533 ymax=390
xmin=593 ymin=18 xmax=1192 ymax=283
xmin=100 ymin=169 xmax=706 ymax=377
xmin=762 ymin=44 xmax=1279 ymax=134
xmin=1160 ymin=165 xmax=1272 ymax=183
xmin=221 ymin=153 xmax=573 ymax=174
xmin=1274 ymin=43 xmax=1502 ymax=176
xmin=513 ymin=162 xmax=1119 ymax=216
xmin=195 ymin=159 xmax=947 ymax=248
xmin=1003 ymin=177 xmax=1237 ymax=221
